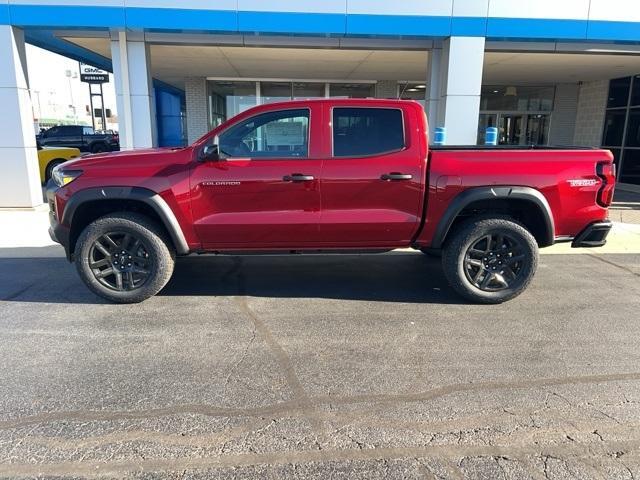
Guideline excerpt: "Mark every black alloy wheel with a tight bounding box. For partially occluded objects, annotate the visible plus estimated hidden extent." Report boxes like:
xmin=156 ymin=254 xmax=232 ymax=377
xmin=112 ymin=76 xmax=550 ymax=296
xmin=88 ymin=232 xmax=153 ymax=291
xmin=442 ymin=217 xmax=538 ymax=304
xmin=463 ymin=232 xmax=525 ymax=292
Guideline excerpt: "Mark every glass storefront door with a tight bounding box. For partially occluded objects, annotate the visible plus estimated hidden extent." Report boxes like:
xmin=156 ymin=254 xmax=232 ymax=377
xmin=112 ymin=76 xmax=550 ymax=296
xmin=478 ymin=112 xmax=551 ymax=146
xmin=499 ymin=114 xmax=525 ymax=145
xmin=478 ymin=85 xmax=553 ymax=146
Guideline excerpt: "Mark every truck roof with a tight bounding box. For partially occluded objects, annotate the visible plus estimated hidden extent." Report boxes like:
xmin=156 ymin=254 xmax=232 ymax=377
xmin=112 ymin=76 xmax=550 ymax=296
xmin=253 ymin=98 xmax=423 ymax=108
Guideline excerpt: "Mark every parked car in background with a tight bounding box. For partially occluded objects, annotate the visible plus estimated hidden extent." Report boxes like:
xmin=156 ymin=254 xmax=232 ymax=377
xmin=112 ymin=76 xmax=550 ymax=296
xmin=37 ymin=125 xmax=119 ymax=153
xmin=37 ymin=146 xmax=81 ymax=184
xmin=46 ymin=99 xmax=615 ymax=304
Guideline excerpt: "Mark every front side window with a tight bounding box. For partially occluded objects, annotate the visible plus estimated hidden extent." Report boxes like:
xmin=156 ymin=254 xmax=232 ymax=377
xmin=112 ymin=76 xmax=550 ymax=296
xmin=332 ymin=108 xmax=404 ymax=157
xmin=83 ymin=127 xmax=95 ymax=135
xmin=219 ymin=109 xmax=309 ymax=158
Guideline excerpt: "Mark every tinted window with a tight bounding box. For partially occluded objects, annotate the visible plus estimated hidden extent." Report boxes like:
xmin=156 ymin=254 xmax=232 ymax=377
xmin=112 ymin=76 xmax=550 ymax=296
xmin=46 ymin=127 xmax=60 ymax=137
xmin=625 ymin=109 xmax=640 ymax=147
xmin=620 ymin=149 xmax=640 ymax=184
xmin=607 ymin=77 xmax=631 ymax=108
xmin=632 ymin=75 xmax=640 ymax=107
xmin=83 ymin=127 xmax=95 ymax=135
xmin=602 ymin=110 xmax=626 ymax=146
xmin=332 ymin=108 xmax=404 ymax=157
xmin=219 ymin=109 xmax=309 ymax=158
xmin=59 ymin=126 xmax=82 ymax=136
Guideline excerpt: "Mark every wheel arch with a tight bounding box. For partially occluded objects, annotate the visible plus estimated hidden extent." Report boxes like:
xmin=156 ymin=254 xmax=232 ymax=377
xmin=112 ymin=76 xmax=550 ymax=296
xmin=431 ymin=186 xmax=555 ymax=249
xmin=63 ymin=187 xmax=190 ymax=257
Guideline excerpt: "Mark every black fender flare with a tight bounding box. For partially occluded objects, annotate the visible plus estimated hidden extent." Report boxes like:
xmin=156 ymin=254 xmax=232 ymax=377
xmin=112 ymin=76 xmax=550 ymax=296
xmin=62 ymin=186 xmax=190 ymax=255
xmin=430 ymin=186 xmax=555 ymax=249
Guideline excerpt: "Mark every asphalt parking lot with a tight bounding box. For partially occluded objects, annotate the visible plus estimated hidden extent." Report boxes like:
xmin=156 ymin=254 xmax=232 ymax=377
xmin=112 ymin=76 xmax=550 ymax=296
xmin=1 ymin=234 xmax=639 ymax=479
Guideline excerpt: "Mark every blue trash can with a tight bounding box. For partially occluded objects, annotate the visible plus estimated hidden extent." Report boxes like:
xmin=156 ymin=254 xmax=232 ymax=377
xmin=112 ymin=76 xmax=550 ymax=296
xmin=485 ymin=127 xmax=498 ymax=146
xmin=433 ymin=127 xmax=446 ymax=146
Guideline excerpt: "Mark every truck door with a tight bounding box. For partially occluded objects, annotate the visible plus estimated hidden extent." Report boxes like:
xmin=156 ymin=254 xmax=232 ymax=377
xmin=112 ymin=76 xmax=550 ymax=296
xmin=189 ymin=105 xmax=322 ymax=248
xmin=319 ymin=105 xmax=425 ymax=246
xmin=58 ymin=126 xmax=83 ymax=148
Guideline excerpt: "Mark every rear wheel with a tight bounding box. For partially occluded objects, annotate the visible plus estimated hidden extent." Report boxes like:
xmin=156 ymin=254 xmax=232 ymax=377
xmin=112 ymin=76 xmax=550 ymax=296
xmin=75 ymin=213 xmax=175 ymax=303
xmin=91 ymin=142 xmax=108 ymax=153
xmin=442 ymin=217 xmax=538 ymax=304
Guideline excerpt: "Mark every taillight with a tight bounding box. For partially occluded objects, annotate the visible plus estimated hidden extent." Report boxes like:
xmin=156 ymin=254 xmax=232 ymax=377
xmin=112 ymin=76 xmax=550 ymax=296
xmin=596 ymin=162 xmax=616 ymax=207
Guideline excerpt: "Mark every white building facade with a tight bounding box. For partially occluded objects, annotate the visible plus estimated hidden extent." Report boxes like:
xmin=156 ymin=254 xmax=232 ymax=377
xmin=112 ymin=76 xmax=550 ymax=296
xmin=2 ymin=0 xmax=640 ymax=207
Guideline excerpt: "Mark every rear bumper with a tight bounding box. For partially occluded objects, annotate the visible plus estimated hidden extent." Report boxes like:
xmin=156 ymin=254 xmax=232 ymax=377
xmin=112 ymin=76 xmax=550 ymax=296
xmin=571 ymin=220 xmax=613 ymax=248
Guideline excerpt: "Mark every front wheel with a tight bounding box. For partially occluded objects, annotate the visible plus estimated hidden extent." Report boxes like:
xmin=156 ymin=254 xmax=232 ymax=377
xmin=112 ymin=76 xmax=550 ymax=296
xmin=75 ymin=213 xmax=175 ymax=303
xmin=442 ymin=217 xmax=538 ymax=304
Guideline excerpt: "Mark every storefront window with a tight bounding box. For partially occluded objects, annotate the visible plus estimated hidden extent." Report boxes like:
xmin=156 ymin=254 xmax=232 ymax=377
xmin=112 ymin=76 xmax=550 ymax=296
xmin=293 ymin=82 xmax=325 ymax=100
xmin=329 ymin=83 xmax=375 ymax=98
xmin=632 ymin=75 xmax=640 ymax=106
xmin=480 ymin=86 xmax=554 ymax=112
xmin=620 ymin=149 xmax=640 ymax=184
xmin=602 ymin=76 xmax=640 ymax=185
xmin=607 ymin=77 xmax=631 ymax=108
xmin=261 ymin=82 xmax=291 ymax=104
xmin=625 ymin=109 xmax=640 ymax=147
xmin=207 ymin=81 xmax=256 ymax=129
xmin=478 ymin=86 xmax=553 ymax=146
xmin=602 ymin=110 xmax=627 ymax=147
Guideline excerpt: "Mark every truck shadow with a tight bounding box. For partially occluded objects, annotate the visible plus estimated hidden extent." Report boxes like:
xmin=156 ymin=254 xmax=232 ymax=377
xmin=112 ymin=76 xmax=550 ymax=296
xmin=160 ymin=252 xmax=464 ymax=304
xmin=0 ymin=247 xmax=464 ymax=305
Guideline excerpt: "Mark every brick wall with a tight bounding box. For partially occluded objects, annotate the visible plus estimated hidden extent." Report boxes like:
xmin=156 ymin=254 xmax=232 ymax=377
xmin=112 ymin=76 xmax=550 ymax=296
xmin=573 ymin=79 xmax=608 ymax=147
xmin=185 ymin=77 xmax=208 ymax=144
xmin=549 ymin=83 xmax=579 ymax=146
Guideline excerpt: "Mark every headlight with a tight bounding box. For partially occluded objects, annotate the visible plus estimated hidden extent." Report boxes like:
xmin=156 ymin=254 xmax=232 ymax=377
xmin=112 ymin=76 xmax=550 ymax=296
xmin=52 ymin=165 xmax=83 ymax=187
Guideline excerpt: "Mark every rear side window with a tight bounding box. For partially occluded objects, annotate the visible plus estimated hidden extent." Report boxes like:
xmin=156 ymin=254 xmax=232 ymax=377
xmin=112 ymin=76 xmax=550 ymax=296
xmin=332 ymin=107 xmax=404 ymax=157
xmin=60 ymin=126 xmax=82 ymax=136
xmin=83 ymin=127 xmax=95 ymax=135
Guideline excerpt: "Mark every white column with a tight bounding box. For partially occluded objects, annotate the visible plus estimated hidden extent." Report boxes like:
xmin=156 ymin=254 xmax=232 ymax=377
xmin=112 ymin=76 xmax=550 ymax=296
xmin=425 ymin=44 xmax=442 ymax=142
xmin=435 ymin=36 xmax=485 ymax=145
xmin=0 ymin=26 xmax=42 ymax=208
xmin=110 ymin=30 xmax=157 ymax=149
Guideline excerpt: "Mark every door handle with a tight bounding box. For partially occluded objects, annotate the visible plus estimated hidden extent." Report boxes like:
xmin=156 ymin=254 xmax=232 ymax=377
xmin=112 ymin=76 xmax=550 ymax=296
xmin=283 ymin=173 xmax=315 ymax=182
xmin=381 ymin=173 xmax=413 ymax=181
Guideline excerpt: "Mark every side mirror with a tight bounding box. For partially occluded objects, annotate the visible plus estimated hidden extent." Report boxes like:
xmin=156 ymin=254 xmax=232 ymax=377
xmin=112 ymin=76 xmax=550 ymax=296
xmin=200 ymin=144 xmax=221 ymax=162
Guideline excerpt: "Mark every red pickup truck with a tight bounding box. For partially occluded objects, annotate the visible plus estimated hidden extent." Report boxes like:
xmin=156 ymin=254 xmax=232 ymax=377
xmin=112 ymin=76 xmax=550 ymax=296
xmin=46 ymin=99 xmax=615 ymax=304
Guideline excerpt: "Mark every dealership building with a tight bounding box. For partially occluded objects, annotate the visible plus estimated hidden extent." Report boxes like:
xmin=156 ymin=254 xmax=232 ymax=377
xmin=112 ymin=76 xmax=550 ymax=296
xmin=2 ymin=0 xmax=640 ymax=208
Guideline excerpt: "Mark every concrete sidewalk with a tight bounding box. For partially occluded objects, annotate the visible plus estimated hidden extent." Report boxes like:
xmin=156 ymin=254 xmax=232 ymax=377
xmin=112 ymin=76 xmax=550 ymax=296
xmin=610 ymin=187 xmax=640 ymax=225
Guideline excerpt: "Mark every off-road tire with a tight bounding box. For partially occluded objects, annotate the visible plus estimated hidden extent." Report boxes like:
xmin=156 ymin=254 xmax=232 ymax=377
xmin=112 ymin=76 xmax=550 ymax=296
xmin=91 ymin=142 xmax=108 ymax=153
xmin=442 ymin=217 xmax=538 ymax=304
xmin=75 ymin=213 xmax=175 ymax=303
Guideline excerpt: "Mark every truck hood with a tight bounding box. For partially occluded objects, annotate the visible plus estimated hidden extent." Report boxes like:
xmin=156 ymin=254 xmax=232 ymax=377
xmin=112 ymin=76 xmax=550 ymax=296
xmin=61 ymin=146 xmax=190 ymax=170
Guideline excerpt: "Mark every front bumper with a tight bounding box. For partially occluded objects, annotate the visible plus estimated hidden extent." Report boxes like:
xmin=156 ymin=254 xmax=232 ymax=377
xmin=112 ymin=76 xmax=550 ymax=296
xmin=571 ymin=220 xmax=613 ymax=248
xmin=45 ymin=180 xmax=72 ymax=260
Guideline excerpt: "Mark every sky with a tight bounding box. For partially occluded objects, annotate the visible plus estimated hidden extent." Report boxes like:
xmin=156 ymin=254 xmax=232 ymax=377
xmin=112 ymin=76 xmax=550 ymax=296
xmin=26 ymin=44 xmax=118 ymax=130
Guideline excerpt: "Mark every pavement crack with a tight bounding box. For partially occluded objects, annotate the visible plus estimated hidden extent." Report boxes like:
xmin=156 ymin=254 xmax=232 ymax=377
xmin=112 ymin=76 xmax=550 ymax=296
xmin=587 ymin=253 xmax=640 ymax=278
xmin=2 ymin=371 xmax=640 ymax=431
xmin=229 ymin=257 xmax=329 ymax=447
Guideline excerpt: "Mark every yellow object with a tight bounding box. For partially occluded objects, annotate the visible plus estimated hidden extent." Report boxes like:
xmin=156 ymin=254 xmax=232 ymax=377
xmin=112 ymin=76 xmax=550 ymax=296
xmin=37 ymin=147 xmax=81 ymax=184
